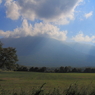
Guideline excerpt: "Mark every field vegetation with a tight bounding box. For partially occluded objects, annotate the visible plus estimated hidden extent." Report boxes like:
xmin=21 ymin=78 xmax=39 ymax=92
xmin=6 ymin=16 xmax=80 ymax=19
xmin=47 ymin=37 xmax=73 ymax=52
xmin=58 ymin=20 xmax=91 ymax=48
xmin=0 ymin=72 xmax=95 ymax=95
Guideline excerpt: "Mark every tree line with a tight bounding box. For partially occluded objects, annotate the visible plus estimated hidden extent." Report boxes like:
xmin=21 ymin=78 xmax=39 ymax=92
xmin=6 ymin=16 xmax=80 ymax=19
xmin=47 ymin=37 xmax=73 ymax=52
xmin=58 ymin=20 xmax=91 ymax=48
xmin=0 ymin=41 xmax=95 ymax=73
xmin=13 ymin=65 xmax=95 ymax=73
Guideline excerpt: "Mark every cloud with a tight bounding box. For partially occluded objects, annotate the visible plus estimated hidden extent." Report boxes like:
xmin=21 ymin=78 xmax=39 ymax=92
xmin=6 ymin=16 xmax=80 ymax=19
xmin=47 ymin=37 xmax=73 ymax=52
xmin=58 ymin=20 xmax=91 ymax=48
xmin=84 ymin=11 xmax=93 ymax=19
xmin=72 ymin=33 xmax=95 ymax=43
xmin=0 ymin=0 xmax=2 ymax=4
xmin=5 ymin=0 xmax=82 ymax=24
xmin=5 ymin=0 xmax=20 ymax=20
xmin=0 ymin=19 xmax=67 ymax=41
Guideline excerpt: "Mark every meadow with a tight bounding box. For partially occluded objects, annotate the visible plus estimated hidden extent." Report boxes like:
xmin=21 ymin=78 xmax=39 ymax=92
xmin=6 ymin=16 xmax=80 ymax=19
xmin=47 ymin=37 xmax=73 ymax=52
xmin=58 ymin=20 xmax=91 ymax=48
xmin=0 ymin=72 xmax=95 ymax=94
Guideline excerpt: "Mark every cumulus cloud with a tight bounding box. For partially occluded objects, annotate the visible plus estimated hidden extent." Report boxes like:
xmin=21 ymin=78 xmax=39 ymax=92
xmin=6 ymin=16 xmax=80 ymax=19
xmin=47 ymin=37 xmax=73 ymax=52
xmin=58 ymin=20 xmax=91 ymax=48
xmin=84 ymin=11 xmax=93 ymax=19
xmin=0 ymin=0 xmax=2 ymax=4
xmin=5 ymin=0 xmax=82 ymax=24
xmin=5 ymin=0 xmax=20 ymax=20
xmin=0 ymin=19 xmax=67 ymax=41
xmin=72 ymin=33 xmax=95 ymax=43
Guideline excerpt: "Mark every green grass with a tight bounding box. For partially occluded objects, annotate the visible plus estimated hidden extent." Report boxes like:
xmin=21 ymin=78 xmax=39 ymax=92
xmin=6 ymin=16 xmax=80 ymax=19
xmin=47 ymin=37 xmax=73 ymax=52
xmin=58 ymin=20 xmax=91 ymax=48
xmin=0 ymin=72 xmax=95 ymax=92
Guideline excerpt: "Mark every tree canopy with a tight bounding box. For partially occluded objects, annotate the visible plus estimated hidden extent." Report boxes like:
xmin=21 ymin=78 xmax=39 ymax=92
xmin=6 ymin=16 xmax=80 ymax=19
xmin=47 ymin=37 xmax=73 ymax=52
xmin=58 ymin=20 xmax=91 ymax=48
xmin=0 ymin=41 xmax=18 ymax=70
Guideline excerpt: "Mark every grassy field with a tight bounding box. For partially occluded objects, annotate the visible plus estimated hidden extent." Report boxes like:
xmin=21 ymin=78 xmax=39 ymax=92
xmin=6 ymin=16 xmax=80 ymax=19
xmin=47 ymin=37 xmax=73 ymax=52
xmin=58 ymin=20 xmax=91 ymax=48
xmin=0 ymin=71 xmax=95 ymax=93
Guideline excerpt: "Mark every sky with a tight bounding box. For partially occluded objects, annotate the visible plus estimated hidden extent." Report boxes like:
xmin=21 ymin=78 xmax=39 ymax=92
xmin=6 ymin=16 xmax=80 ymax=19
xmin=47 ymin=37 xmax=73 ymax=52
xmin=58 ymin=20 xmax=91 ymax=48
xmin=0 ymin=0 xmax=95 ymax=44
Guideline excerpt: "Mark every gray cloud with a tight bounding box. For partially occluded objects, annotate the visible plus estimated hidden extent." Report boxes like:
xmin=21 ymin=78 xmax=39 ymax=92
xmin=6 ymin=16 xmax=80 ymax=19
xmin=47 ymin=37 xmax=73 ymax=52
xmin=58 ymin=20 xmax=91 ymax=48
xmin=35 ymin=0 xmax=79 ymax=19
xmin=5 ymin=0 xmax=82 ymax=24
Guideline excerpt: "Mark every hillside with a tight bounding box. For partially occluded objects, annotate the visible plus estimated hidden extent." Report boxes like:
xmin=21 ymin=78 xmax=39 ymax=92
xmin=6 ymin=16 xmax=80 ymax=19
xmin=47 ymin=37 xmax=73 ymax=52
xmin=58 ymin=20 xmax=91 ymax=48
xmin=1 ymin=36 xmax=95 ymax=67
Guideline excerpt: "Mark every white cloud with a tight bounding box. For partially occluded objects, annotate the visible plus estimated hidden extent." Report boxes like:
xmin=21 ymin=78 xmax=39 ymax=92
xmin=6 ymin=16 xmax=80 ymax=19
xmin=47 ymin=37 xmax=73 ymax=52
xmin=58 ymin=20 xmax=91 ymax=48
xmin=5 ymin=0 xmax=20 ymax=20
xmin=5 ymin=0 xmax=82 ymax=24
xmin=0 ymin=19 xmax=67 ymax=41
xmin=84 ymin=11 xmax=93 ymax=19
xmin=72 ymin=33 xmax=95 ymax=43
xmin=0 ymin=0 xmax=2 ymax=4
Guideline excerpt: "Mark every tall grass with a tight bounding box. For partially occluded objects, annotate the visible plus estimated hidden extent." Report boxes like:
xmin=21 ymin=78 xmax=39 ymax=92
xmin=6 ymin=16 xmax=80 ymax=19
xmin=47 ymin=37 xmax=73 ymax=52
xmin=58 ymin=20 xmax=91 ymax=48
xmin=0 ymin=83 xmax=95 ymax=95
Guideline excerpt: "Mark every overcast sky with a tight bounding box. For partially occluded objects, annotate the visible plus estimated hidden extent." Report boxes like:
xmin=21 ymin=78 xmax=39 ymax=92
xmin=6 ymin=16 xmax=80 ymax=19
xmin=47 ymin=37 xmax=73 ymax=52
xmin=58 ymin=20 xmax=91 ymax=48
xmin=0 ymin=0 xmax=95 ymax=44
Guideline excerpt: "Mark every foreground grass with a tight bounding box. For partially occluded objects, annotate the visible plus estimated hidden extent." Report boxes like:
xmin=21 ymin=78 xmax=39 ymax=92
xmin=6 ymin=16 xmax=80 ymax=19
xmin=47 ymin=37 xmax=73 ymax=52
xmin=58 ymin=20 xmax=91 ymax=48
xmin=0 ymin=83 xmax=95 ymax=95
xmin=0 ymin=72 xmax=95 ymax=94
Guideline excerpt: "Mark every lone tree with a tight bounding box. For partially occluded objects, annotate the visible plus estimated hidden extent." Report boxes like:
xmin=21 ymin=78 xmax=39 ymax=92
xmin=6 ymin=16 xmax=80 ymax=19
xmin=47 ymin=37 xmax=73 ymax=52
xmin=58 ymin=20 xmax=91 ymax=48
xmin=0 ymin=41 xmax=18 ymax=70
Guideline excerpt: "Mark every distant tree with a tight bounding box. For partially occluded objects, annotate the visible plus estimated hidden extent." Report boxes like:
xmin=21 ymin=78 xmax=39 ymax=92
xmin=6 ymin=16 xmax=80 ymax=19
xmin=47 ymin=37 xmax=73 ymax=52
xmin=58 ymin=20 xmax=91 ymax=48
xmin=17 ymin=66 xmax=28 ymax=71
xmin=29 ymin=67 xmax=39 ymax=72
xmin=38 ymin=67 xmax=46 ymax=72
xmin=29 ymin=67 xmax=34 ymax=71
xmin=64 ymin=66 xmax=70 ymax=73
xmin=91 ymin=68 xmax=95 ymax=73
xmin=59 ymin=66 xmax=72 ymax=73
xmin=54 ymin=68 xmax=59 ymax=73
xmin=59 ymin=66 xmax=65 ymax=73
xmin=0 ymin=41 xmax=18 ymax=70
xmin=84 ymin=68 xmax=92 ymax=73
xmin=0 ymin=41 xmax=3 ymax=48
xmin=72 ymin=68 xmax=78 ymax=72
xmin=77 ymin=68 xmax=82 ymax=73
xmin=34 ymin=67 xmax=39 ymax=72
